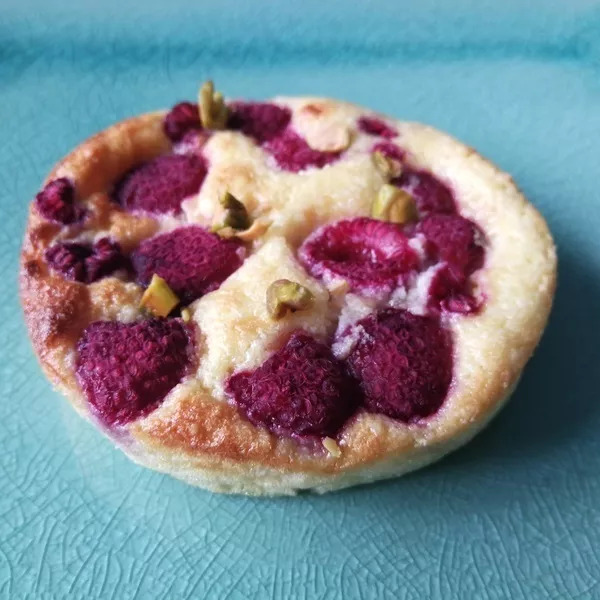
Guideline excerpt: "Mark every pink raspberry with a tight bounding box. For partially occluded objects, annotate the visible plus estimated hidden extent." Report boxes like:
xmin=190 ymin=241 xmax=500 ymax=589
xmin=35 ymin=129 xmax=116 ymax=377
xmin=114 ymin=154 xmax=207 ymax=215
xmin=228 ymin=101 xmax=291 ymax=143
xmin=264 ymin=129 xmax=341 ymax=172
xmin=428 ymin=266 xmax=481 ymax=314
xmin=35 ymin=178 xmax=83 ymax=225
xmin=344 ymin=309 xmax=453 ymax=422
xmin=163 ymin=102 xmax=202 ymax=142
xmin=226 ymin=331 xmax=359 ymax=437
xmin=45 ymin=238 xmax=125 ymax=283
xmin=299 ymin=217 xmax=419 ymax=295
xmin=76 ymin=319 xmax=194 ymax=426
xmin=419 ymin=215 xmax=485 ymax=314
xmin=358 ymin=116 xmax=397 ymax=139
xmin=393 ymin=169 xmax=456 ymax=215
xmin=131 ymin=226 xmax=245 ymax=304
xmin=419 ymin=214 xmax=484 ymax=280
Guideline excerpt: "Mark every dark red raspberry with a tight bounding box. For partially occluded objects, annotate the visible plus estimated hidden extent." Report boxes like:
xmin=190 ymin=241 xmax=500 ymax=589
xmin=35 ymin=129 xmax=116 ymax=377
xmin=419 ymin=214 xmax=484 ymax=280
xmin=163 ymin=102 xmax=202 ymax=143
xmin=45 ymin=242 xmax=90 ymax=282
xmin=131 ymin=226 xmax=245 ymax=304
xmin=299 ymin=217 xmax=419 ymax=294
xmin=428 ymin=265 xmax=481 ymax=315
xmin=45 ymin=238 xmax=125 ymax=283
xmin=344 ymin=309 xmax=452 ymax=422
xmin=264 ymin=129 xmax=341 ymax=172
xmin=114 ymin=154 xmax=207 ymax=215
xmin=228 ymin=101 xmax=291 ymax=143
xmin=358 ymin=116 xmax=397 ymax=139
xmin=372 ymin=141 xmax=404 ymax=162
xmin=76 ymin=319 xmax=194 ymax=426
xmin=85 ymin=238 xmax=126 ymax=282
xmin=35 ymin=178 xmax=83 ymax=225
xmin=393 ymin=169 xmax=456 ymax=216
xmin=226 ymin=331 xmax=359 ymax=437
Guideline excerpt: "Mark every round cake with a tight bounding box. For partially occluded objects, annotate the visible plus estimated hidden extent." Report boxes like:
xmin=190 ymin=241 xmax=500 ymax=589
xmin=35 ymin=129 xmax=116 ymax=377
xmin=20 ymin=82 xmax=557 ymax=495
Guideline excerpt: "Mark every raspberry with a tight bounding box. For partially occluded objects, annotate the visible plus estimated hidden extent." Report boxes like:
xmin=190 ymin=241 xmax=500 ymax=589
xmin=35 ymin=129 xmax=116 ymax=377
xmin=419 ymin=214 xmax=484 ymax=280
xmin=45 ymin=242 xmax=89 ymax=282
xmin=76 ymin=319 xmax=193 ymax=426
xmin=393 ymin=169 xmax=456 ymax=215
xmin=35 ymin=178 xmax=83 ymax=225
xmin=85 ymin=238 xmax=127 ymax=282
xmin=226 ymin=331 xmax=359 ymax=437
xmin=358 ymin=116 xmax=397 ymax=139
xmin=428 ymin=265 xmax=481 ymax=314
xmin=228 ymin=101 xmax=291 ymax=143
xmin=264 ymin=129 xmax=341 ymax=172
xmin=419 ymin=215 xmax=485 ymax=314
xmin=45 ymin=238 xmax=125 ymax=283
xmin=344 ymin=309 xmax=452 ymax=421
xmin=299 ymin=217 xmax=419 ymax=294
xmin=131 ymin=226 xmax=245 ymax=304
xmin=163 ymin=102 xmax=202 ymax=143
xmin=114 ymin=154 xmax=207 ymax=215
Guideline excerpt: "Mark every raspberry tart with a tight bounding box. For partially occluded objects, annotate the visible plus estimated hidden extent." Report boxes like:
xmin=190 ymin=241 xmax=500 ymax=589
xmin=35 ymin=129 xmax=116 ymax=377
xmin=20 ymin=82 xmax=556 ymax=495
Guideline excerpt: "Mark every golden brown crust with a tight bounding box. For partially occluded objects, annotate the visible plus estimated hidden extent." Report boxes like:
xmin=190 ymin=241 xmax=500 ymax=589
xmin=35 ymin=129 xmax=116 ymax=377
xmin=132 ymin=381 xmax=417 ymax=475
xmin=20 ymin=112 xmax=170 ymax=403
xmin=48 ymin=112 xmax=170 ymax=197
xmin=87 ymin=192 xmax=160 ymax=252
xmin=20 ymin=258 xmax=91 ymax=392
xmin=20 ymin=98 xmax=557 ymax=495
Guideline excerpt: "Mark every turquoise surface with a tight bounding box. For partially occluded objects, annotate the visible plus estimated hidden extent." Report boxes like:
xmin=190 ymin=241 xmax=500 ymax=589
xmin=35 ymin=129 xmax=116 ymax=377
xmin=2 ymin=1 xmax=600 ymax=598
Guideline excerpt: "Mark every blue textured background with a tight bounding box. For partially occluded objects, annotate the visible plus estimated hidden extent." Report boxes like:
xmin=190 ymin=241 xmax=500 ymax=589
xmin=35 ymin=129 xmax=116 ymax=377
xmin=2 ymin=1 xmax=600 ymax=598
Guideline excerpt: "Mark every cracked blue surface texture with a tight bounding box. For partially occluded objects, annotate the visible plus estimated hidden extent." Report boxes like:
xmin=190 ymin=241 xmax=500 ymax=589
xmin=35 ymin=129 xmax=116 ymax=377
xmin=2 ymin=1 xmax=600 ymax=598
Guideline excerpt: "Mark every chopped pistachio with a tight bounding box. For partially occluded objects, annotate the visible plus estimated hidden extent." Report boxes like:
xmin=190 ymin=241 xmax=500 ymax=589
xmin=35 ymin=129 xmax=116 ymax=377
xmin=234 ymin=217 xmax=272 ymax=242
xmin=139 ymin=274 xmax=180 ymax=317
xmin=181 ymin=307 xmax=191 ymax=322
xmin=372 ymin=150 xmax=403 ymax=179
xmin=198 ymin=80 xmax=229 ymax=130
xmin=371 ymin=184 xmax=418 ymax=225
xmin=266 ymin=279 xmax=314 ymax=320
xmin=323 ymin=437 xmax=342 ymax=457
xmin=217 ymin=192 xmax=251 ymax=231
xmin=219 ymin=191 xmax=244 ymax=210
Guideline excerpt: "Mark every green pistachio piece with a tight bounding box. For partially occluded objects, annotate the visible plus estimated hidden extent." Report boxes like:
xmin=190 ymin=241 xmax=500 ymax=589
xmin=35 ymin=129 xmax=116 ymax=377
xmin=216 ymin=192 xmax=251 ymax=231
xmin=371 ymin=184 xmax=418 ymax=224
xmin=139 ymin=274 xmax=180 ymax=317
xmin=266 ymin=279 xmax=314 ymax=319
xmin=199 ymin=80 xmax=229 ymax=130
xmin=372 ymin=150 xmax=403 ymax=179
